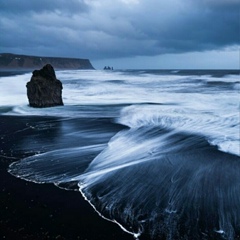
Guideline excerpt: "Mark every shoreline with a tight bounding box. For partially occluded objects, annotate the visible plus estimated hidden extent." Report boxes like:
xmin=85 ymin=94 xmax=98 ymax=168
xmin=0 ymin=156 xmax=134 ymax=240
xmin=0 ymin=115 xmax=134 ymax=240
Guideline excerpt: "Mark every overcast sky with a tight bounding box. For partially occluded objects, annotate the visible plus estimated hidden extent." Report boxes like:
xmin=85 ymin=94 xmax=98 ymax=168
xmin=0 ymin=0 xmax=239 ymax=69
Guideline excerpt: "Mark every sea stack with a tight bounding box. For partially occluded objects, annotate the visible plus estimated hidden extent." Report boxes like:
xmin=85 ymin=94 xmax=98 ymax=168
xmin=26 ymin=64 xmax=64 ymax=108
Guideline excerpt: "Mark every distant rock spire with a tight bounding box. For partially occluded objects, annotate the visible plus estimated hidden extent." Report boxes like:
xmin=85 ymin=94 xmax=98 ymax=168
xmin=103 ymin=66 xmax=113 ymax=70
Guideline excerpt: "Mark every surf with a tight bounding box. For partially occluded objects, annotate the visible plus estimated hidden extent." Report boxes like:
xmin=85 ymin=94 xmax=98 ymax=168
xmin=2 ymin=69 xmax=240 ymax=239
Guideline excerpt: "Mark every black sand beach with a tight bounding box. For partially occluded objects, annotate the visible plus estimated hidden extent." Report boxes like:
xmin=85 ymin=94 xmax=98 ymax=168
xmin=0 ymin=165 xmax=135 ymax=240
xmin=1 ymin=69 xmax=239 ymax=240
xmin=0 ymin=115 xmax=134 ymax=240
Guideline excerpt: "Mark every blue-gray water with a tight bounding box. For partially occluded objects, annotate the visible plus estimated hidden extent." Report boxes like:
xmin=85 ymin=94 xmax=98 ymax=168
xmin=1 ymin=69 xmax=239 ymax=239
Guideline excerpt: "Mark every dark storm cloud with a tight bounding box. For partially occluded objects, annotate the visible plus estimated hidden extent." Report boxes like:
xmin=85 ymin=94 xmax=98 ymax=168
xmin=118 ymin=0 xmax=239 ymax=54
xmin=0 ymin=0 xmax=238 ymax=60
xmin=0 ymin=0 xmax=89 ymax=14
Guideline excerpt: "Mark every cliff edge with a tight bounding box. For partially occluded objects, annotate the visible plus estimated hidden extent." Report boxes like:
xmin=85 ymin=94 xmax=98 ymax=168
xmin=0 ymin=53 xmax=94 ymax=70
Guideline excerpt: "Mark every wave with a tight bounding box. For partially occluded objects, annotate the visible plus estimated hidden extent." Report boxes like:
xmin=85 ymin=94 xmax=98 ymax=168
xmin=8 ymin=145 xmax=105 ymax=184
xmin=78 ymin=128 xmax=240 ymax=239
xmin=117 ymin=104 xmax=239 ymax=156
xmin=3 ymin=69 xmax=240 ymax=239
xmin=0 ymin=72 xmax=30 ymax=106
xmin=8 ymin=114 xmax=240 ymax=239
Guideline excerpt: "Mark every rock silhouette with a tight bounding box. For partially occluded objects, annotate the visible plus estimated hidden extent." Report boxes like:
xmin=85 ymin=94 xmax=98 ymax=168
xmin=104 ymin=66 xmax=113 ymax=70
xmin=26 ymin=64 xmax=64 ymax=108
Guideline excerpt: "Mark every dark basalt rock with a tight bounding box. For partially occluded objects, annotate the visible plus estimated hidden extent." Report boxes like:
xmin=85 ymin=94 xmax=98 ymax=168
xmin=26 ymin=64 xmax=64 ymax=108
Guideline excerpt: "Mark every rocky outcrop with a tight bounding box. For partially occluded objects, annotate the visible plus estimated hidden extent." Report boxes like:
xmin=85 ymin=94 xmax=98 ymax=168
xmin=0 ymin=53 xmax=94 ymax=70
xmin=103 ymin=66 xmax=113 ymax=70
xmin=26 ymin=64 xmax=64 ymax=108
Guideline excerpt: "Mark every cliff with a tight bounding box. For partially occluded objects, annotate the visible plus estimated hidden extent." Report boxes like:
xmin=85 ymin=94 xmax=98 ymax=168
xmin=0 ymin=53 xmax=94 ymax=70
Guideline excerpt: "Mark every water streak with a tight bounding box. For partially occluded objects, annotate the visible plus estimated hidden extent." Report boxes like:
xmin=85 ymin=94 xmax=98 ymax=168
xmin=2 ymin=69 xmax=240 ymax=239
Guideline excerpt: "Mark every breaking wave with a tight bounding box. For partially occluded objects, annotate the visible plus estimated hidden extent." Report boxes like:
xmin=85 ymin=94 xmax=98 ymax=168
xmin=3 ymin=69 xmax=240 ymax=239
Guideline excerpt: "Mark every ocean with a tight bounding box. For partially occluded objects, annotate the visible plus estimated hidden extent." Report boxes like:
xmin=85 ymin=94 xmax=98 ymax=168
xmin=0 ymin=69 xmax=239 ymax=239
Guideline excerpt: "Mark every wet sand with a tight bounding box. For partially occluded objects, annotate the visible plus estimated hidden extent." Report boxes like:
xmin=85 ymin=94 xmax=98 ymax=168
xmin=0 ymin=157 xmax=134 ymax=240
xmin=0 ymin=114 xmax=134 ymax=240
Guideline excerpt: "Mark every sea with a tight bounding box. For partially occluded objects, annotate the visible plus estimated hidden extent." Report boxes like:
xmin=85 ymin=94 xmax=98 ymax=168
xmin=0 ymin=69 xmax=239 ymax=239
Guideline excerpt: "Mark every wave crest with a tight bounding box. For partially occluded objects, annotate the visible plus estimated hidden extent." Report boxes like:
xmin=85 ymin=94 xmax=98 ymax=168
xmin=8 ymin=124 xmax=240 ymax=239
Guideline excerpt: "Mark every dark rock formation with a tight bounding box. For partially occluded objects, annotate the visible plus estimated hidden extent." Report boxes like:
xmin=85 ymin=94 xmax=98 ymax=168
xmin=0 ymin=53 xmax=94 ymax=70
xmin=104 ymin=66 xmax=113 ymax=70
xmin=26 ymin=64 xmax=64 ymax=108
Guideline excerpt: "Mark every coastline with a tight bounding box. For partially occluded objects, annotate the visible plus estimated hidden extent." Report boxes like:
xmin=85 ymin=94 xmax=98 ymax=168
xmin=0 ymin=114 xmax=133 ymax=240
xmin=1 ymin=69 xmax=239 ymax=240
xmin=0 ymin=156 xmax=134 ymax=240
xmin=0 ymin=53 xmax=95 ymax=70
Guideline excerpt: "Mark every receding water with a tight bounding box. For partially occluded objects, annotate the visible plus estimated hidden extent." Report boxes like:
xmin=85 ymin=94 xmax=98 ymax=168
xmin=1 ymin=69 xmax=239 ymax=239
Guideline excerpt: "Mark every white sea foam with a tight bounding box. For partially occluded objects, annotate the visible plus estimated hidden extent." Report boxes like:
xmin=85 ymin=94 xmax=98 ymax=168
xmin=1 ymin=70 xmax=239 ymax=156
xmin=0 ymin=73 xmax=30 ymax=106
xmin=3 ymin=69 xmax=240 ymax=239
xmin=117 ymin=103 xmax=239 ymax=156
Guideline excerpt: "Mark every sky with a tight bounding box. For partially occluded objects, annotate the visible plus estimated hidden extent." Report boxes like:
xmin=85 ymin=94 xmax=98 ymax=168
xmin=0 ymin=0 xmax=239 ymax=69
